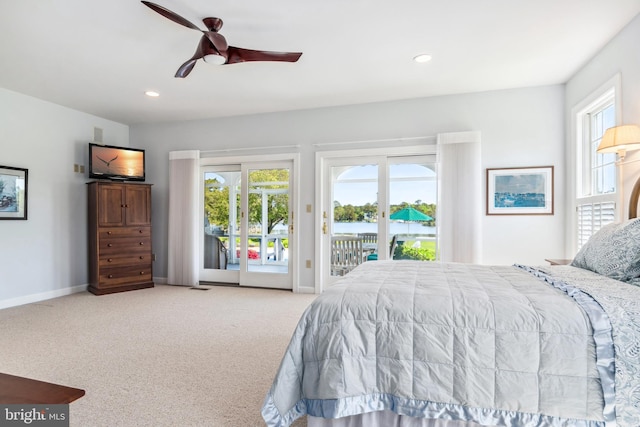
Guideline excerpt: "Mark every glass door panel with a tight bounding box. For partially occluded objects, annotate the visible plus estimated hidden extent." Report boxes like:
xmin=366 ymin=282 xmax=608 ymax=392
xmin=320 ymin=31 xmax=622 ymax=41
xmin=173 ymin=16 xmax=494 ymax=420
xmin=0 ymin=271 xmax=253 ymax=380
xmin=247 ymin=168 xmax=290 ymax=273
xmin=330 ymin=163 xmax=379 ymax=277
xmin=388 ymin=158 xmax=438 ymax=261
xmin=201 ymin=166 xmax=241 ymax=284
xmin=240 ymin=162 xmax=292 ymax=289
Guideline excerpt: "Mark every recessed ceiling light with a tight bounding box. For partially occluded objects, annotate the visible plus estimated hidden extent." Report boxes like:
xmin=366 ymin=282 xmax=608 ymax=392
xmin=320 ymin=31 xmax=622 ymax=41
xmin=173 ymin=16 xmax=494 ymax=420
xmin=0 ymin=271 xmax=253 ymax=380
xmin=145 ymin=91 xmax=160 ymax=97
xmin=413 ymin=54 xmax=432 ymax=63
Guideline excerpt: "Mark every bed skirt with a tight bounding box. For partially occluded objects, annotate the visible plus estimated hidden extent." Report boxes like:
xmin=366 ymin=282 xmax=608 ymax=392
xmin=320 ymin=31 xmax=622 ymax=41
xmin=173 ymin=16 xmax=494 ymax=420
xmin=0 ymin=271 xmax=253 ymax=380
xmin=308 ymin=411 xmax=489 ymax=427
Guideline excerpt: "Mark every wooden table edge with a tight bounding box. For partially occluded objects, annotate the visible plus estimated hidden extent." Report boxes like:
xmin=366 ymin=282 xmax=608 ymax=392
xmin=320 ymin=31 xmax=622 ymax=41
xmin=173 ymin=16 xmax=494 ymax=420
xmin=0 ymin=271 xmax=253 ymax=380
xmin=0 ymin=372 xmax=85 ymax=404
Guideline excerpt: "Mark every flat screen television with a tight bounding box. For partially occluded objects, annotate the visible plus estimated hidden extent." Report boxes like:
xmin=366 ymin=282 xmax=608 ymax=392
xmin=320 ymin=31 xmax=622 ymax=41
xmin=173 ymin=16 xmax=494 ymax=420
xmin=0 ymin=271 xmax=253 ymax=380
xmin=88 ymin=143 xmax=146 ymax=182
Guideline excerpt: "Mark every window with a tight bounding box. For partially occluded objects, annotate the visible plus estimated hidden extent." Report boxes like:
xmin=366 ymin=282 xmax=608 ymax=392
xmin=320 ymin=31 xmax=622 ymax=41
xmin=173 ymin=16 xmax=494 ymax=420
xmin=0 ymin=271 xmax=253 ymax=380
xmin=574 ymin=83 xmax=618 ymax=250
xmin=581 ymin=100 xmax=616 ymax=197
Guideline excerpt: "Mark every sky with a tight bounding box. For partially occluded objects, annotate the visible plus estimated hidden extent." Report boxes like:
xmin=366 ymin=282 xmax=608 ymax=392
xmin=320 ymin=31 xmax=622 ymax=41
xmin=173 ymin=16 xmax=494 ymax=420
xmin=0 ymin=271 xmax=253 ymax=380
xmin=203 ymin=163 xmax=438 ymax=207
xmin=494 ymin=174 xmax=546 ymax=193
xmin=333 ymin=163 xmax=437 ymax=206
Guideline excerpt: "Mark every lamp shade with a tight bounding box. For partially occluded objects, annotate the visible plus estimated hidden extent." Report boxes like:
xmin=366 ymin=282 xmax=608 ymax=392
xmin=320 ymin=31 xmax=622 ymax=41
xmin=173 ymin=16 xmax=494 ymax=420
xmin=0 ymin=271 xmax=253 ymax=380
xmin=597 ymin=125 xmax=640 ymax=154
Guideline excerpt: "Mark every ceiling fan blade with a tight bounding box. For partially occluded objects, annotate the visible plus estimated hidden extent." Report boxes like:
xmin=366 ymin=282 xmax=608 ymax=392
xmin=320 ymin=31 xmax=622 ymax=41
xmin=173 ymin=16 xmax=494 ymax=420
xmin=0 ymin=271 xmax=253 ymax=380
xmin=141 ymin=1 xmax=201 ymax=31
xmin=175 ymin=58 xmax=198 ymax=78
xmin=226 ymin=46 xmax=302 ymax=64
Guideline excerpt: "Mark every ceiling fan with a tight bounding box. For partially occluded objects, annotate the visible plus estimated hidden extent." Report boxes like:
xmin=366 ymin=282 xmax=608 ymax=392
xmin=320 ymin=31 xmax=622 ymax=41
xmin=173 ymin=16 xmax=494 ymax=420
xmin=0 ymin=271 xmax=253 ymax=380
xmin=141 ymin=1 xmax=303 ymax=78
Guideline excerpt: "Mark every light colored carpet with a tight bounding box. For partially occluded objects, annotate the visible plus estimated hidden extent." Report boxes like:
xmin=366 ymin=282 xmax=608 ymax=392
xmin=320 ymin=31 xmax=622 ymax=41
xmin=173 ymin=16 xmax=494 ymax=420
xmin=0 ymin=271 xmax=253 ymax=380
xmin=0 ymin=285 xmax=317 ymax=426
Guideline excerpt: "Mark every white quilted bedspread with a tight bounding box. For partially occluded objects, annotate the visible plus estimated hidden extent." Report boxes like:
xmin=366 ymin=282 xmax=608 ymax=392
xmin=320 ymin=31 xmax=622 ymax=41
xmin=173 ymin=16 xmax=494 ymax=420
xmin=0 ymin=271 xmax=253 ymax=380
xmin=263 ymin=261 xmax=625 ymax=427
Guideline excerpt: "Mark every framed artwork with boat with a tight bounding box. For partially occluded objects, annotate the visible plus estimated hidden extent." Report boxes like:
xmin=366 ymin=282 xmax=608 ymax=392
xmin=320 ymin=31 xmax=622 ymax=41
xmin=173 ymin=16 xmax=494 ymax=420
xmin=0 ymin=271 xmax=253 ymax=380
xmin=486 ymin=166 xmax=554 ymax=215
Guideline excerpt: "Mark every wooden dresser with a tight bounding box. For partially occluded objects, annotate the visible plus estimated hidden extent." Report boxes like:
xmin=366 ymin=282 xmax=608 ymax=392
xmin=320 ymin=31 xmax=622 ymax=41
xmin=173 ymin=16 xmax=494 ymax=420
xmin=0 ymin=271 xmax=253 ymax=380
xmin=88 ymin=181 xmax=154 ymax=295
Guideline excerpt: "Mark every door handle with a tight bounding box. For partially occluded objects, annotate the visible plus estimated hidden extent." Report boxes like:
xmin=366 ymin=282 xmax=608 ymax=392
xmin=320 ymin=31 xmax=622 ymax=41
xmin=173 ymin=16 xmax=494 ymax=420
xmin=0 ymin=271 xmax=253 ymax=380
xmin=322 ymin=211 xmax=328 ymax=234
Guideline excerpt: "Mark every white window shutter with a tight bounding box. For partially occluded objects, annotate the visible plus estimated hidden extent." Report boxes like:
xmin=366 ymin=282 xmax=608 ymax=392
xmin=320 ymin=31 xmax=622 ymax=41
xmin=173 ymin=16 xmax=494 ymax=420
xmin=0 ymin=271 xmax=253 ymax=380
xmin=577 ymin=201 xmax=616 ymax=249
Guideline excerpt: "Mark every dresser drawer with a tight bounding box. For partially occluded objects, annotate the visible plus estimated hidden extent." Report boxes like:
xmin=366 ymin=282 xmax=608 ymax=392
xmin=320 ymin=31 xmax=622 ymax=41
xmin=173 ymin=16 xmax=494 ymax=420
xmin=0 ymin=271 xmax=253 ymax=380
xmin=99 ymin=265 xmax=153 ymax=287
xmin=99 ymin=237 xmax=151 ymax=254
xmin=99 ymin=227 xmax=150 ymax=239
xmin=99 ymin=253 xmax=151 ymax=268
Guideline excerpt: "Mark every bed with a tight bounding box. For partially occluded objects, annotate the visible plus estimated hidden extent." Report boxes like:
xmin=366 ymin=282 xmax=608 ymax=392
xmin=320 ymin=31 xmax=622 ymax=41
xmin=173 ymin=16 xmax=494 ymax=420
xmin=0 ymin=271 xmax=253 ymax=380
xmin=262 ymin=218 xmax=640 ymax=427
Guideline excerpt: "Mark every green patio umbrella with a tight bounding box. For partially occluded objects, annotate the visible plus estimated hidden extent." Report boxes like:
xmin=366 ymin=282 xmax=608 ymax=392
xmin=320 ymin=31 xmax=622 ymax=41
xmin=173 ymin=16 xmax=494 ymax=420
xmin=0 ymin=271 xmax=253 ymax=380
xmin=390 ymin=207 xmax=433 ymax=235
xmin=389 ymin=207 xmax=433 ymax=222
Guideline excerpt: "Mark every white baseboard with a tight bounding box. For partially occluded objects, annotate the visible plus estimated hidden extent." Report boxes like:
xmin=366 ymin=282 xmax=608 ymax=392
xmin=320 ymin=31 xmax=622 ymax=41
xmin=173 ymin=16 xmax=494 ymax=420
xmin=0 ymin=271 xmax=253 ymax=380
xmin=0 ymin=284 xmax=88 ymax=310
xmin=0 ymin=278 xmax=315 ymax=310
xmin=296 ymin=285 xmax=317 ymax=294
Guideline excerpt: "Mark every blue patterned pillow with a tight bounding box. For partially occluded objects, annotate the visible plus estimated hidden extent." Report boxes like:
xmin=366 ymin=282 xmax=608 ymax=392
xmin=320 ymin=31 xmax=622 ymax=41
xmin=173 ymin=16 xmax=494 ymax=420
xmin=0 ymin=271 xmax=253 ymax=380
xmin=571 ymin=218 xmax=640 ymax=282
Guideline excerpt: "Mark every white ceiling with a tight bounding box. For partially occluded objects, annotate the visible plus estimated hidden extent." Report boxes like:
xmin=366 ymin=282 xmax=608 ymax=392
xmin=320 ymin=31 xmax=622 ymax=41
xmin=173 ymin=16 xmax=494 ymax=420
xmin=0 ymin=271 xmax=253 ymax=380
xmin=1 ymin=0 xmax=639 ymax=125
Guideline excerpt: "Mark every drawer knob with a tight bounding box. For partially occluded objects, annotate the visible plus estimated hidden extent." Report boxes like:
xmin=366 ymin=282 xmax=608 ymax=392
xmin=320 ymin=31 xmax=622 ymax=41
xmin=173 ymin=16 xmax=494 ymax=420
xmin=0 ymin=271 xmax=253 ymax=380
xmin=139 ymin=256 xmax=144 ymax=260
xmin=107 ymin=243 xmax=113 ymax=247
xmin=107 ymin=231 xmax=112 ymax=235
xmin=108 ymin=258 xmax=113 ymax=262
xmin=139 ymin=229 xmax=143 ymax=233
xmin=140 ymin=271 xmax=145 ymax=275
xmin=108 ymin=274 xmax=113 ymax=278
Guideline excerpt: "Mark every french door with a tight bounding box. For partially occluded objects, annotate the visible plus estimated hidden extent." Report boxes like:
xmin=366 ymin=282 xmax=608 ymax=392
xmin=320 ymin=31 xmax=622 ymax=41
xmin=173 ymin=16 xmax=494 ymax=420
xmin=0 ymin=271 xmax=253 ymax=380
xmin=200 ymin=159 xmax=294 ymax=289
xmin=317 ymin=151 xmax=437 ymax=289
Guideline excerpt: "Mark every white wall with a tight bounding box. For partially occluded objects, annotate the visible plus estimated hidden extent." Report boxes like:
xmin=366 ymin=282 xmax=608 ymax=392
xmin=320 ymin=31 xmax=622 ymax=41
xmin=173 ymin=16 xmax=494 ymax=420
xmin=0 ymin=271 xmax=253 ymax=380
xmin=131 ymin=84 xmax=566 ymax=290
xmin=564 ymin=13 xmax=640 ymax=257
xmin=0 ymin=88 xmax=129 ymax=308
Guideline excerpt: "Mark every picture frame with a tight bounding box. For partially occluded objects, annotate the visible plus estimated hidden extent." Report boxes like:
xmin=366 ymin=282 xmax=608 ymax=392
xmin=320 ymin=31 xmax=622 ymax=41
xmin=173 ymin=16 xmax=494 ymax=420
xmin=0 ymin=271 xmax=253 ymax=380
xmin=486 ymin=166 xmax=554 ymax=215
xmin=0 ymin=165 xmax=28 ymax=220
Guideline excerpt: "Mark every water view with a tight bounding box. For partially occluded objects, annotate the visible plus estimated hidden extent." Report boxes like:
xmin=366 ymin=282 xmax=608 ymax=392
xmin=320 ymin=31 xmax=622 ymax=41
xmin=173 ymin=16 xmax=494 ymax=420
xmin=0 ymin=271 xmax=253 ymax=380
xmin=333 ymin=221 xmax=436 ymax=236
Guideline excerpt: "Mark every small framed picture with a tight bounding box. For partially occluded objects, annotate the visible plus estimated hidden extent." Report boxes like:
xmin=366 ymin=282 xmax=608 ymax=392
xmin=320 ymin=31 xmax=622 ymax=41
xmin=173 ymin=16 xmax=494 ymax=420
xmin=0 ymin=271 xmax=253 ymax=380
xmin=486 ymin=166 xmax=554 ymax=215
xmin=0 ymin=165 xmax=28 ymax=220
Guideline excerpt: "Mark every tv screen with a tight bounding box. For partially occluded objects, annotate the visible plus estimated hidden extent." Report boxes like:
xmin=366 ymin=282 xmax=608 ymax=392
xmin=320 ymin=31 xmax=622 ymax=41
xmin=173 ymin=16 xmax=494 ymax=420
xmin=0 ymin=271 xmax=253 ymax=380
xmin=89 ymin=143 xmax=145 ymax=182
